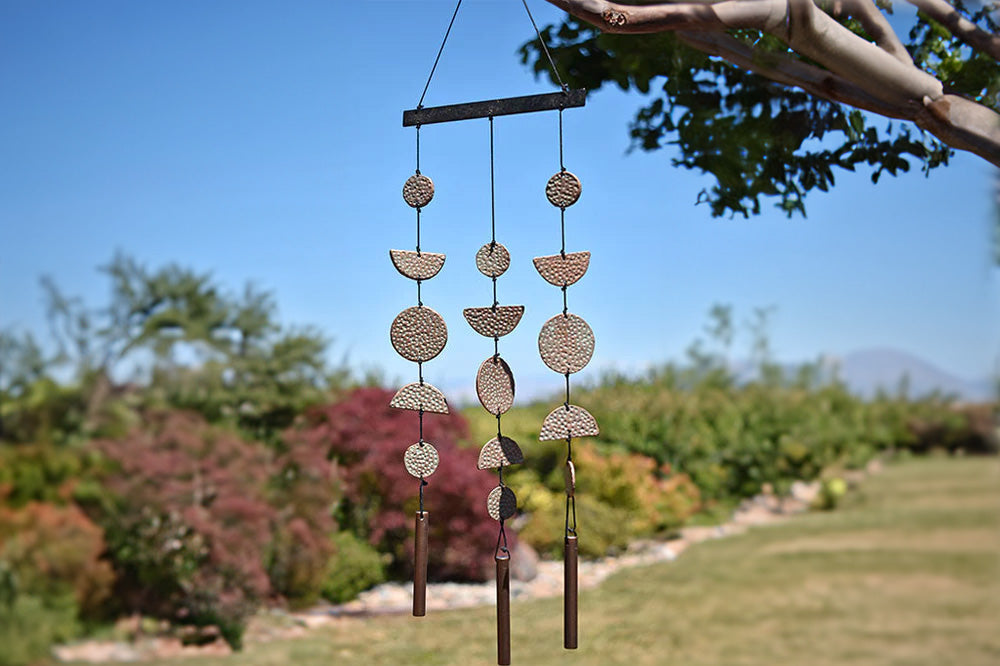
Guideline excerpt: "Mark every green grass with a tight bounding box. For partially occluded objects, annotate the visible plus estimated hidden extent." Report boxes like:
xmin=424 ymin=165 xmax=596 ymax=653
xmin=100 ymin=457 xmax=1000 ymax=665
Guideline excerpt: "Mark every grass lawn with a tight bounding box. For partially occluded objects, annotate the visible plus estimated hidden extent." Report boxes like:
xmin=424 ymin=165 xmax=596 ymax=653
xmin=113 ymin=456 xmax=1000 ymax=666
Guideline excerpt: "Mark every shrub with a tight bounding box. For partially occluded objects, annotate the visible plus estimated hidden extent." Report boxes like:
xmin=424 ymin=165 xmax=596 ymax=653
xmin=94 ymin=411 xmax=275 ymax=649
xmin=0 ymin=592 xmax=80 ymax=666
xmin=0 ymin=502 xmax=115 ymax=619
xmin=321 ymin=531 xmax=387 ymax=603
xmin=289 ymin=387 xmax=501 ymax=582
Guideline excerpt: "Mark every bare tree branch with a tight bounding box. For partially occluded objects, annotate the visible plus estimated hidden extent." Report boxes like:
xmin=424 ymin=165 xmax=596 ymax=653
xmin=906 ymin=0 xmax=1000 ymax=62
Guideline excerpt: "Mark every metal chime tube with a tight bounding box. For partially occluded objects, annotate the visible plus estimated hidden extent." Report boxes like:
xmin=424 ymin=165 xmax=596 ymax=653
xmin=413 ymin=511 xmax=429 ymax=616
xmin=564 ymin=535 xmax=578 ymax=648
xmin=496 ymin=553 xmax=512 ymax=665
xmin=390 ymin=125 xmax=450 ymax=619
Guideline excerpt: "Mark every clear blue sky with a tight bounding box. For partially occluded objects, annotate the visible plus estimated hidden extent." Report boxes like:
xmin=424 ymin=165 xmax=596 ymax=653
xmin=2 ymin=0 xmax=997 ymax=399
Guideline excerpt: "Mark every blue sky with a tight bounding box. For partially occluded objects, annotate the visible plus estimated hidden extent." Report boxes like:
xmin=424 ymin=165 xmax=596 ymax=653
xmin=1 ymin=0 xmax=997 ymax=400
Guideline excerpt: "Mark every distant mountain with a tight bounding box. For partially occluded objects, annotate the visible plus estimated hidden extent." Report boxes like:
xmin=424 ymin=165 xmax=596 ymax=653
xmin=829 ymin=348 xmax=995 ymax=401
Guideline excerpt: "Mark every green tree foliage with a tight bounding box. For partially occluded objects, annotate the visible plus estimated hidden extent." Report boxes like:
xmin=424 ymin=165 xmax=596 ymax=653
xmin=1 ymin=253 xmax=349 ymax=446
xmin=522 ymin=2 xmax=999 ymax=217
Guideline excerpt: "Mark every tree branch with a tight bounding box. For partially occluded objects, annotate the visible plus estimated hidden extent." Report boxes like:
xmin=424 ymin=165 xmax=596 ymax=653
xmin=543 ymin=0 xmax=1000 ymax=166
xmin=675 ymin=30 xmax=908 ymax=118
xmin=827 ymin=0 xmax=913 ymax=65
xmin=906 ymin=0 xmax=1000 ymax=63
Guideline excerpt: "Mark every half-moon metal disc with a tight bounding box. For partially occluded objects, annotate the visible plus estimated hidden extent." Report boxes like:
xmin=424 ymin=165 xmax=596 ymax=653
xmin=463 ymin=306 xmax=524 ymax=338
xmin=477 ymin=436 xmax=524 ymax=470
xmin=390 ymin=306 xmax=447 ymax=362
xmin=533 ymin=251 xmax=591 ymax=287
xmin=545 ymin=171 xmax=581 ymax=208
xmin=475 ymin=243 xmax=510 ymax=278
xmin=404 ymin=442 xmax=439 ymax=478
xmin=539 ymin=404 xmax=600 ymax=441
xmin=538 ymin=313 xmax=594 ymax=374
xmin=487 ymin=485 xmax=517 ymax=521
xmin=390 ymin=250 xmax=445 ymax=281
xmin=564 ymin=460 xmax=576 ymax=497
xmin=476 ymin=356 xmax=515 ymax=416
xmin=403 ymin=174 xmax=434 ymax=208
xmin=390 ymin=382 xmax=449 ymax=414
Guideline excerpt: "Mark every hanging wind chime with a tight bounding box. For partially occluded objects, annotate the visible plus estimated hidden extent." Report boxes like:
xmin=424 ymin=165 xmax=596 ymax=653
xmin=391 ymin=1 xmax=593 ymax=662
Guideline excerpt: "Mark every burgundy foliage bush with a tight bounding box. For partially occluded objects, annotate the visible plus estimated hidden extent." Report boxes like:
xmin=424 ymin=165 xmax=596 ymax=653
xmin=95 ymin=411 xmax=276 ymax=646
xmin=289 ymin=387 xmax=503 ymax=582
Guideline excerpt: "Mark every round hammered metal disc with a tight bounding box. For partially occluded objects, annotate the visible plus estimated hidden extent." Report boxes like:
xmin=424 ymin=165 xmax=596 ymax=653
xmin=538 ymin=313 xmax=594 ymax=374
xmin=390 ymin=306 xmax=447 ymax=362
xmin=487 ymin=485 xmax=517 ymax=521
xmin=475 ymin=243 xmax=511 ymax=278
xmin=476 ymin=356 xmax=515 ymax=416
xmin=533 ymin=251 xmax=591 ymax=287
xmin=403 ymin=174 xmax=434 ymax=208
xmin=545 ymin=171 xmax=581 ymax=208
xmin=404 ymin=442 xmax=439 ymax=478
xmin=564 ymin=460 xmax=576 ymax=497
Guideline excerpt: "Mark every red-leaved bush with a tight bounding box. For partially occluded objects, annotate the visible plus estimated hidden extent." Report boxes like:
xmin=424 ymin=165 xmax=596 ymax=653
xmin=288 ymin=387 xmax=504 ymax=582
xmin=95 ymin=411 xmax=276 ymax=647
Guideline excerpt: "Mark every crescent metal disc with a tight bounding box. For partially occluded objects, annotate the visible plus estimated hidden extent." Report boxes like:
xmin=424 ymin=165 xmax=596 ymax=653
xmin=533 ymin=251 xmax=590 ymax=287
xmin=487 ymin=485 xmax=517 ymax=521
xmin=389 ymin=382 xmax=449 ymax=414
xmin=477 ymin=436 xmax=524 ymax=470
xmin=475 ymin=242 xmax=511 ymax=278
xmin=390 ymin=306 xmax=447 ymax=362
xmin=539 ymin=404 xmax=600 ymax=441
xmin=389 ymin=249 xmax=445 ymax=281
xmin=463 ymin=306 xmax=524 ymax=338
xmin=564 ymin=460 xmax=576 ymax=497
xmin=538 ymin=313 xmax=594 ymax=374
xmin=545 ymin=171 xmax=581 ymax=208
xmin=404 ymin=442 xmax=439 ymax=478
xmin=402 ymin=173 xmax=434 ymax=208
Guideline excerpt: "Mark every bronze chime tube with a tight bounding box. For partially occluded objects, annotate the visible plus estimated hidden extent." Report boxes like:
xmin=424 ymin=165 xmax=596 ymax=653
xmin=496 ymin=552 xmax=511 ymax=665
xmin=413 ymin=510 xmax=429 ymax=616
xmin=564 ymin=535 xmax=578 ymax=649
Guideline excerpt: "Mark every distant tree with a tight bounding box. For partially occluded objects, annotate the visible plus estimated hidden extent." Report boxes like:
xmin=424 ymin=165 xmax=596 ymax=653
xmin=526 ymin=0 xmax=1000 ymax=217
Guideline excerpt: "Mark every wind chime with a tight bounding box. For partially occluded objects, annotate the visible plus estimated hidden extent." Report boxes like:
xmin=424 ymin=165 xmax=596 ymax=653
xmin=389 ymin=1 xmax=597 ymax=663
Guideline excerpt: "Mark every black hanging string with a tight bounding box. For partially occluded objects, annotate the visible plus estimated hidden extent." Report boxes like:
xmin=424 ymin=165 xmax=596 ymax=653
xmin=522 ymin=0 xmax=568 ymax=92
xmin=417 ymin=0 xmax=464 ymax=109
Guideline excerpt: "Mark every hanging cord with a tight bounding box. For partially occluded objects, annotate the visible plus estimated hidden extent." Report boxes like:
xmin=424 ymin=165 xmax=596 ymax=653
xmin=495 ymin=465 xmax=510 ymax=556
xmin=417 ymin=0 xmax=464 ymax=109
xmin=522 ymin=0 xmax=568 ymax=92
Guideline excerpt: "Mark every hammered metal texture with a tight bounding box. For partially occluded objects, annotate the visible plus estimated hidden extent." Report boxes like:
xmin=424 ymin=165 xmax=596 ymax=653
xmin=390 ymin=306 xmax=447 ymax=362
xmin=403 ymin=174 xmax=434 ymax=208
xmin=533 ymin=251 xmax=591 ymax=287
xmin=545 ymin=171 xmax=581 ymax=208
xmin=404 ymin=442 xmax=439 ymax=478
xmin=390 ymin=382 xmax=449 ymax=414
xmin=564 ymin=460 xmax=576 ymax=497
xmin=487 ymin=485 xmax=517 ymax=521
xmin=390 ymin=250 xmax=445 ymax=281
xmin=538 ymin=313 xmax=594 ymax=374
xmin=463 ymin=306 xmax=524 ymax=338
xmin=475 ymin=243 xmax=510 ymax=278
xmin=539 ymin=404 xmax=600 ymax=441
xmin=477 ymin=436 xmax=524 ymax=470
xmin=476 ymin=356 xmax=515 ymax=416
